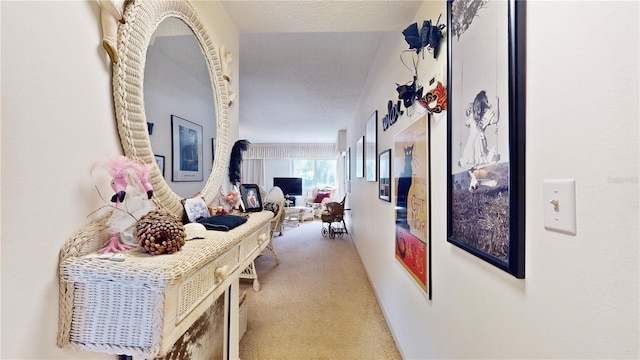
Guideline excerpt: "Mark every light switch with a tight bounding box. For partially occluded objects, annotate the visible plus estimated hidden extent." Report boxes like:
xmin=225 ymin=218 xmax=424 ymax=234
xmin=543 ymin=179 xmax=576 ymax=235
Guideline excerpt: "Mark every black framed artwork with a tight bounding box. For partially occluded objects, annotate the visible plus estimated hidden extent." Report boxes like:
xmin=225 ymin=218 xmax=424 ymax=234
xmin=171 ymin=115 xmax=203 ymax=182
xmin=346 ymin=147 xmax=351 ymax=181
xmin=211 ymin=138 xmax=216 ymax=163
xmin=447 ymin=0 xmax=526 ymax=278
xmin=240 ymin=184 xmax=263 ymax=212
xmin=365 ymin=111 xmax=378 ymax=182
xmin=378 ymin=149 xmax=391 ymax=202
xmin=154 ymin=155 xmax=165 ymax=177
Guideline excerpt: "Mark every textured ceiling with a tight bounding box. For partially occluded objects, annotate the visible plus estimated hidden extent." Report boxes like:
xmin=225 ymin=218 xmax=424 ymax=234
xmin=220 ymin=1 xmax=423 ymax=143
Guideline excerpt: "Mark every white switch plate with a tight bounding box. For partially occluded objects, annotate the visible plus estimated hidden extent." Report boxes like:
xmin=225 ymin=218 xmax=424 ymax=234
xmin=543 ymin=179 xmax=576 ymax=235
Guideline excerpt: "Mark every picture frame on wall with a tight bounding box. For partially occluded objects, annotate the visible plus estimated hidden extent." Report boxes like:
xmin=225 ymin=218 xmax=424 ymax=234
xmin=171 ymin=115 xmax=203 ymax=182
xmin=154 ymin=155 xmax=165 ymax=177
xmin=346 ymin=147 xmax=351 ymax=181
xmin=365 ymin=110 xmax=378 ymax=182
xmin=447 ymin=0 xmax=526 ymax=278
xmin=211 ymin=138 xmax=216 ymax=163
xmin=378 ymin=149 xmax=391 ymax=202
xmin=355 ymin=136 xmax=364 ymax=178
xmin=394 ymin=114 xmax=431 ymax=298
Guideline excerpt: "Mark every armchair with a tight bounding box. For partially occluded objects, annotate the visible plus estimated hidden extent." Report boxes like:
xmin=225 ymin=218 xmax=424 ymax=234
xmin=304 ymin=186 xmax=335 ymax=207
xmin=304 ymin=186 xmax=335 ymax=218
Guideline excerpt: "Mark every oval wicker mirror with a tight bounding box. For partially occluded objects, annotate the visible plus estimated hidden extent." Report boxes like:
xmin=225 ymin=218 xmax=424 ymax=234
xmin=113 ymin=0 xmax=230 ymax=217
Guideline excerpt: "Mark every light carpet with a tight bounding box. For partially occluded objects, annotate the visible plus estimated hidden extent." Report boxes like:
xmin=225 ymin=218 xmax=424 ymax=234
xmin=239 ymin=220 xmax=401 ymax=360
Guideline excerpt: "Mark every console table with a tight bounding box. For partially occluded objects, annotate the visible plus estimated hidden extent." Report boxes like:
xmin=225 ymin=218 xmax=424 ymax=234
xmin=57 ymin=211 xmax=273 ymax=359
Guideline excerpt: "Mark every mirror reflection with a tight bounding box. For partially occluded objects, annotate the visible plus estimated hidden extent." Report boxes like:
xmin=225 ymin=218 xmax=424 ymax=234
xmin=144 ymin=17 xmax=216 ymax=198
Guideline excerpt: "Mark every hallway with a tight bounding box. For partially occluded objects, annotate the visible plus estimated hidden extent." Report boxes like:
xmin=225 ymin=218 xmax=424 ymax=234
xmin=239 ymin=221 xmax=400 ymax=359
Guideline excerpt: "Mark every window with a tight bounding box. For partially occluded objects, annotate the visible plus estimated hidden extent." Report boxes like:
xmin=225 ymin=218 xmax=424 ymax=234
xmin=292 ymin=159 xmax=337 ymax=195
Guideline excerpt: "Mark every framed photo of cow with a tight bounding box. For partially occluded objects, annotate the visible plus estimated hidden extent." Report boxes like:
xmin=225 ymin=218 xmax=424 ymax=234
xmin=446 ymin=0 xmax=526 ymax=278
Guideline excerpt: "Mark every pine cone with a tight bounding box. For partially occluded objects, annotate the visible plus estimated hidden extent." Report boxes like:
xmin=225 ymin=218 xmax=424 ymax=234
xmin=136 ymin=209 xmax=186 ymax=255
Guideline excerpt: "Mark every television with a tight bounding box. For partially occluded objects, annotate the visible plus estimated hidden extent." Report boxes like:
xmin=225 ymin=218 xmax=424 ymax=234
xmin=273 ymin=177 xmax=303 ymax=196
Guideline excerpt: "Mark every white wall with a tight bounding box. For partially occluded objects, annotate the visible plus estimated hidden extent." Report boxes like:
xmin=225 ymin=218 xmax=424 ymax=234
xmin=0 ymin=1 xmax=239 ymax=358
xmin=348 ymin=1 xmax=639 ymax=359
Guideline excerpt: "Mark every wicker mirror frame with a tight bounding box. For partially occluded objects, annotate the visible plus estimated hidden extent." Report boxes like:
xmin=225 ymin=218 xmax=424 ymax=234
xmin=113 ymin=0 xmax=230 ymax=217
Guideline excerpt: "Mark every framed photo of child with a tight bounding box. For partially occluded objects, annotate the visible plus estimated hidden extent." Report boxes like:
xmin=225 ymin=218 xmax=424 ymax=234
xmin=240 ymin=184 xmax=263 ymax=212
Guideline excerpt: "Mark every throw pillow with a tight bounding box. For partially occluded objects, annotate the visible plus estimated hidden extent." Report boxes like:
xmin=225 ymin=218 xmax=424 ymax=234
xmin=263 ymin=202 xmax=280 ymax=217
xmin=314 ymin=191 xmax=331 ymax=203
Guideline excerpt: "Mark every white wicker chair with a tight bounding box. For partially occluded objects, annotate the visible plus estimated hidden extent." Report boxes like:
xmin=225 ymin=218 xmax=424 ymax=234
xmin=240 ymin=186 xmax=283 ymax=291
xmin=303 ymin=186 xmax=335 ymax=207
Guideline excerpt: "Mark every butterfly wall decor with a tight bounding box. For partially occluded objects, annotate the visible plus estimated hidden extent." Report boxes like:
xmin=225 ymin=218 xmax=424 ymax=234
xmin=401 ymin=16 xmax=446 ymax=59
xmin=396 ymin=76 xmax=424 ymax=109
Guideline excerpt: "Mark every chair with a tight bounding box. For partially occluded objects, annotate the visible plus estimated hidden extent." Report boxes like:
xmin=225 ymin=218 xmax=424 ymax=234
xmin=320 ymin=195 xmax=348 ymax=239
xmin=303 ymin=186 xmax=335 ymax=207
xmin=240 ymin=186 xmax=283 ymax=291
xmin=303 ymin=186 xmax=335 ymax=218
xmin=258 ymin=185 xmax=268 ymax=202
xmin=263 ymin=186 xmax=285 ymax=256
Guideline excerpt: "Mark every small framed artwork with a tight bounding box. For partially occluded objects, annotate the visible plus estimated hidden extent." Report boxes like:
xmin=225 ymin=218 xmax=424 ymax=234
xmin=447 ymin=0 xmax=526 ymax=278
xmin=211 ymin=138 xmax=217 ymax=163
xmin=171 ymin=115 xmax=203 ymax=182
xmin=240 ymin=184 xmax=263 ymax=212
xmin=378 ymin=149 xmax=391 ymax=202
xmin=154 ymin=155 xmax=165 ymax=177
xmin=345 ymin=147 xmax=351 ymax=181
xmin=355 ymin=136 xmax=364 ymax=178
xmin=394 ymin=114 xmax=431 ymax=298
xmin=365 ymin=110 xmax=378 ymax=182
xmin=182 ymin=197 xmax=210 ymax=223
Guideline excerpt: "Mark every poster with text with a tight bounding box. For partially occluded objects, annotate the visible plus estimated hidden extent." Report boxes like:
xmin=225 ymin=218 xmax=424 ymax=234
xmin=394 ymin=114 xmax=430 ymax=297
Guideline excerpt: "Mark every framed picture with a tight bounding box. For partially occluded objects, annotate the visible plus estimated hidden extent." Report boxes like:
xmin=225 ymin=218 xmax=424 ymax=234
xmin=171 ymin=115 xmax=203 ymax=182
xmin=378 ymin=149 xmax=391 ymax=202
xmin=211 ymin=138 xmax=216 ymax=163
xmin=365 ymin=111 xmax=378 ymax=182
xmin=355 ymin=136 xmax=364 ymax=178
xmin=447 ymin=0 xmax=526 ymax=278
xmin=394 ymin=114 xmax=431 ymax=298
xmin=154 ymin=155 xmax=165 ymax=177
xmin=182 ymin=197 xmax=210 ymax=223
xmin=346 ymin=147 xmax=351 ymax=181
xmin=240 ymin=184 xmax=263 ymax=212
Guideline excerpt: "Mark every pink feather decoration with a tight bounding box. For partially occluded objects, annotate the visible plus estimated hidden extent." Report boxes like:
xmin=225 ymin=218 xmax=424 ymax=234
xmin=90 ymin=156 xmax=157 ymax=253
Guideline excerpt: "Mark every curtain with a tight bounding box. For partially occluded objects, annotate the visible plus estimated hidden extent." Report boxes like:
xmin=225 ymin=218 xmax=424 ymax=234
xmin=244 ymin=143 xmax=336 ymax=159
xmin=241 ymin=159 xmax=264 ymax=187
